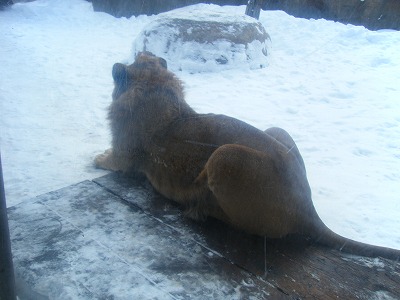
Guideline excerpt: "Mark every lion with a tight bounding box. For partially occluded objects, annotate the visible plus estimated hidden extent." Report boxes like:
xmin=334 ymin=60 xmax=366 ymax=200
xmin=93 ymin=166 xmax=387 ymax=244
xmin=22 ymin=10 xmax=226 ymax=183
xmin=95 ymin=52 xmax=400 ymax=260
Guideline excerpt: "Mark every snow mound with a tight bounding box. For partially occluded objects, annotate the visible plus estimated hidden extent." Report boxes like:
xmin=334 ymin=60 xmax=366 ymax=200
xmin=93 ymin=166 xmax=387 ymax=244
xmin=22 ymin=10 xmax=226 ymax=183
xmin=132 ymin=4 xmax=271 ymax=73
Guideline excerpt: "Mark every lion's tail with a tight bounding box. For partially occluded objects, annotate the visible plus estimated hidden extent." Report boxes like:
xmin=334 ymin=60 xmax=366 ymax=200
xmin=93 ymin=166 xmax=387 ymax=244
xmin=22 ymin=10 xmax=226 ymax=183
xmin=307 ymin=216 xmax=400 ymax=261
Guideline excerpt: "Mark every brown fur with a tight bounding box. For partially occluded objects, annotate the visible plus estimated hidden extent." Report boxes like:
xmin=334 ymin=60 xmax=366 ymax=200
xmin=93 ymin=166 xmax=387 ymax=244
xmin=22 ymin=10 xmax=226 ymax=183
xmin=95 ymin=52 xmax=400 ymax=260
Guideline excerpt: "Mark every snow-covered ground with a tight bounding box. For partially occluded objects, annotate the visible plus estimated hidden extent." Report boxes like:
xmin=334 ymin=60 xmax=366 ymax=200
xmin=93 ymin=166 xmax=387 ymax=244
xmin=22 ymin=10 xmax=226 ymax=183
xmin=1 ymin=0 xmax=399 ymax=250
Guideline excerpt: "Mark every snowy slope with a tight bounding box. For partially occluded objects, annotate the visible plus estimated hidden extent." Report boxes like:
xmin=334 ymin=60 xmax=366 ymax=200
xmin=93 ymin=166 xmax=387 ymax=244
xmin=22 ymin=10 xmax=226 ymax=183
xmin=0 ymin=0 xmax=399 ymax=250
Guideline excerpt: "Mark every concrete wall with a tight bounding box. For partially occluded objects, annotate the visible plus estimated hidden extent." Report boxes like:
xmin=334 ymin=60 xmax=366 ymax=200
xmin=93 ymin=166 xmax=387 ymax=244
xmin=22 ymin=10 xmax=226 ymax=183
xmin=91 ymin=0 xmax=247 ymax=18
xmin=263 ymin=0 xmax=400 ymax=30
xmin=90 ymin=0 xmax=400 ymax=30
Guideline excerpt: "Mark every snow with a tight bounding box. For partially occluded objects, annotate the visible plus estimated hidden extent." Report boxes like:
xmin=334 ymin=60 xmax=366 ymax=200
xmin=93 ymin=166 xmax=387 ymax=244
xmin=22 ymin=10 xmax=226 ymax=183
xmin=0 ymin=0 xmax=399 ymax=250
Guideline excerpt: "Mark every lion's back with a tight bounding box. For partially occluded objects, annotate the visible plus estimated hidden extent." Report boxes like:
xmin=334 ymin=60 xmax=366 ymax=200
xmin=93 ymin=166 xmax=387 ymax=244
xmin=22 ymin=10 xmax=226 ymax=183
xmin=156 ymin=114 xmax=274 ymax=153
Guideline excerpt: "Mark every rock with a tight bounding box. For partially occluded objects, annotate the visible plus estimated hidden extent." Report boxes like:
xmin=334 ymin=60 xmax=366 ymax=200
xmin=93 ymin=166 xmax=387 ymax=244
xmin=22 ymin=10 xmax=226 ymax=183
xmin=132 ymin=4 xmax=271 ymax=73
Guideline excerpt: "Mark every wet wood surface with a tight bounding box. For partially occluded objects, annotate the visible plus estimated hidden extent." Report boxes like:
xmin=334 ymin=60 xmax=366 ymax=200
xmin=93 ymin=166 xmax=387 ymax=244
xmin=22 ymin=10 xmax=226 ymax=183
xmin=8 ymin=172 xmax=400 ymax=299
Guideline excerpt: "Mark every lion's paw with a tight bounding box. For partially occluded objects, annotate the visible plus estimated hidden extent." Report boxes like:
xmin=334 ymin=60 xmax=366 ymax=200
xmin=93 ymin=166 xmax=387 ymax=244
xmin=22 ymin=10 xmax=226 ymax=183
xmin=94 ymin=149 xmax=113 ymax=170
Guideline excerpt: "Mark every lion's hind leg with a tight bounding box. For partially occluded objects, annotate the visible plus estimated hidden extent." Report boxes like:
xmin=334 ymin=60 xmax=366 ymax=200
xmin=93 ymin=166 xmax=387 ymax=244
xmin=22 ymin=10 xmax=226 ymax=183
xmin=200 ymin=144 xmax=295 ymax=237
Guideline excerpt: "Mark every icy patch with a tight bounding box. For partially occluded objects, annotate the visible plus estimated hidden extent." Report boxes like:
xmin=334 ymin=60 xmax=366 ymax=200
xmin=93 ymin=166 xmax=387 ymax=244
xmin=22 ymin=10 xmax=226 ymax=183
xmin=372 ymin=291 xmax=398 ymax=300
xmin=341 ymin=256 xmax=386 ymax=269
xmin=132 ymin=4 xmax=270 ymax=73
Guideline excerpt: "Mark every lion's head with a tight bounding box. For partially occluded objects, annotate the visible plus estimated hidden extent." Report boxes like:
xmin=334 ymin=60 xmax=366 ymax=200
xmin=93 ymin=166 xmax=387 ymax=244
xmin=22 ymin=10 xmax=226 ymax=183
xmin=108 ymin=52 xmax=195 ymax=152
xmin=111 ymin=52 xmax=168 ymax=101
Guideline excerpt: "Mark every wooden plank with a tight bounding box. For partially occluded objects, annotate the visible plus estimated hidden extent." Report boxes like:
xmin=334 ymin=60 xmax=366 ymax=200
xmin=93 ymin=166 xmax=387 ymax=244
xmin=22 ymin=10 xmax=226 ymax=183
xmin=8 ymin=172 xmax=400 ymax=299
xmin=261 ymin=236 xmax=400 ymax=299
xmin=94 ymin=172 xmax=400 ymax=299
xmin=8 ymin=179 xmax=283 ymax=299
xmin=94 ymin=172 xmax=268 ymax=277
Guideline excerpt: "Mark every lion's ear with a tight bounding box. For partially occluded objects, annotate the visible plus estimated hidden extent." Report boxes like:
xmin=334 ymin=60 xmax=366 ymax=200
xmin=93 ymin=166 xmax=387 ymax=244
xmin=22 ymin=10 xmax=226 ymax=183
xmin=158 ymin=57 xmax=168 ymax=69
xmin=112 ymin=63 xmax=128 ymax=85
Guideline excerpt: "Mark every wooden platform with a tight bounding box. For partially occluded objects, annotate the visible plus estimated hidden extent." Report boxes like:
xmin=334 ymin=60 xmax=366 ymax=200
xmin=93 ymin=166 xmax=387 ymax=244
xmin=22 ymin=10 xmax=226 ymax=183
xmin=8 ymin=173 xmax=400 ymax=299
